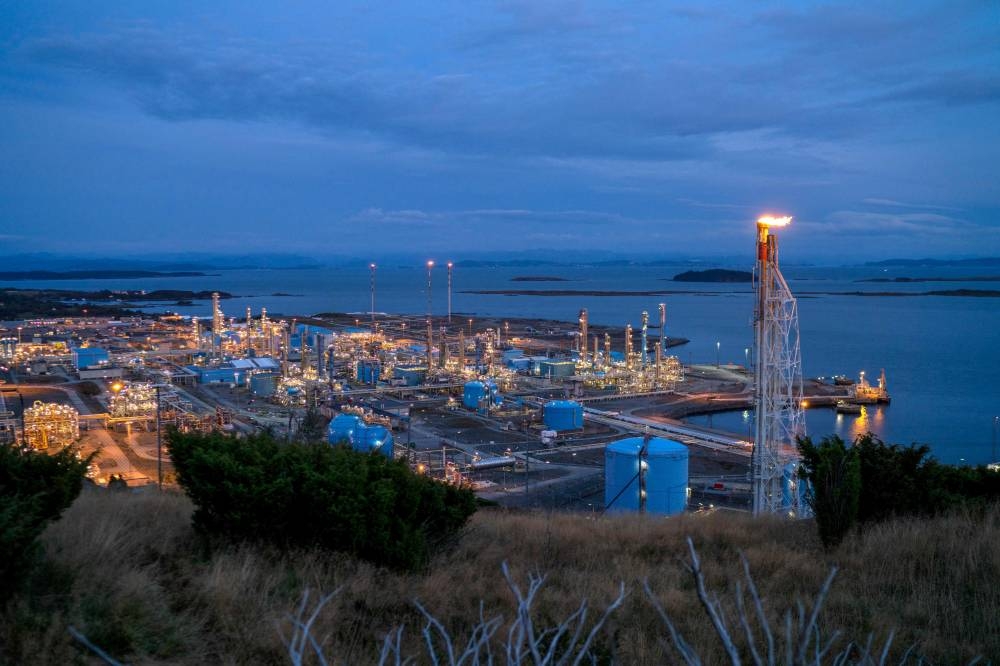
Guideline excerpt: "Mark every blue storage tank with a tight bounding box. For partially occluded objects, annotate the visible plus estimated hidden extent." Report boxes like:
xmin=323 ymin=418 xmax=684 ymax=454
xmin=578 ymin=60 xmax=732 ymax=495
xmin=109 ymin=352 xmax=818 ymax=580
xmin=781 ymin=462 xmax=810 ymax=515
xmin=645 ymin=439 xmax=689 ymax=515
xmin=463 ymin=381 xmax=486 ymax=409
xmin=328 ymin=414 xmax=363 ymax=444
xmin=604 ymin=439 xmax=643 ymax=513
xmin=354 ymin=424 xmax=394 ymax=458
xmin=249 ymin=373 xmax=278 ymax=397
xmin=463 ymin=380 xmax=500 ymax=411
xmin=604 ymin=437 xmax=689 ymax=515
xmin=543 ymin=400 xmax=584 ymax=431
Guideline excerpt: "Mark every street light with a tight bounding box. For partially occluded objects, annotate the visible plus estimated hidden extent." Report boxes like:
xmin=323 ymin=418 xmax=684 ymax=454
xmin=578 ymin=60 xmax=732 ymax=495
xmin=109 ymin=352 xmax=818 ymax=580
xmin=468 ymin=318 xmax=473 ymax=336
xmin=426 ymin=260 xmax=435 ymax=317
xmin=447 ymin=261 xmax=453 ymax=323
xmin=744 ymin=347 xmax=750 ymax=370
xmin=369 ymin=263 xmax=377 ymax=325
xmin=716 ymin=341 xmax=721 ymax=368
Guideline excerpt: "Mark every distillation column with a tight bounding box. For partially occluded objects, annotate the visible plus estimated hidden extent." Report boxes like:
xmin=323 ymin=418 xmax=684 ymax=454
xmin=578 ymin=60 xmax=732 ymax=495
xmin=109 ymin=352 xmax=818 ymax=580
xmin=624 ymin=324 xmax=633 ymax=371
xmin=579 ymin=309 xmax=588 ymax=363
xmin=752 ymin=215 xmax=806 ymax=517
xmin=640 ymin=311 xmax=649 ymax=367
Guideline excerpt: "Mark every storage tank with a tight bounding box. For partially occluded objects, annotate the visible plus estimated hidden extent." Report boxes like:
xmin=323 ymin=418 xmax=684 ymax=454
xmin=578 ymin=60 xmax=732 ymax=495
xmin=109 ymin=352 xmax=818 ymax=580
xmin=249 ymin=373 xmax=278 ymax=398
xmin=354 ymin=424 xmax=394 ymax=458
xmin=463 ymin=380 xmax=500 ymax=410
xmin=604 ymin=437 xmax=688 ymax=515
xmin=644 ymin=438 xmax=688 ymax=515
xmin=604 ymin=439 xmax=643 ymax=512
xmin=543 ymin=400 xmax=583 ymax=431
xmin=463 ymin=381 xmax=486 ymax=409
xmin=781 ymin=461 xmax=809 ymax=514
xmin=328 ymin=414 xmax=363 ymax=444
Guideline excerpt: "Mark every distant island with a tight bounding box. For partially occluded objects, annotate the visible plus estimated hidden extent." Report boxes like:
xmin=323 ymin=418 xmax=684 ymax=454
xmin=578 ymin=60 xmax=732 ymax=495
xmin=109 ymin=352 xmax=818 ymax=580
xmin=672 ymin=269 xmax=753 ymax=283
xmin=0 ymin=288 xmax=231 ymax=319
xmin=510 ymin=276 xmax=571 ymax=282
xmin=0 ymin=270 xmax=211 ymax=280
xmin=858 ymin=276 xmax=1000 ymax=283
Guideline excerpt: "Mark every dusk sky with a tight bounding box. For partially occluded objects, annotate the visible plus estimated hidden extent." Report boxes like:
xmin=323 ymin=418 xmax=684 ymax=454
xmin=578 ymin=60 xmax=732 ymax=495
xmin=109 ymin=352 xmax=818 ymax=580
xmin=1 ymin=1 xmax=998 ymax=261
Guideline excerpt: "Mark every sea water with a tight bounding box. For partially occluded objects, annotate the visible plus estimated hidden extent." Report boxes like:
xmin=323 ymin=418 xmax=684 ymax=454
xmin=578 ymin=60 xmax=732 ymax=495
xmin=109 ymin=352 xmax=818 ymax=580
xmin=4 ymin=262 xmax=998 ymax=464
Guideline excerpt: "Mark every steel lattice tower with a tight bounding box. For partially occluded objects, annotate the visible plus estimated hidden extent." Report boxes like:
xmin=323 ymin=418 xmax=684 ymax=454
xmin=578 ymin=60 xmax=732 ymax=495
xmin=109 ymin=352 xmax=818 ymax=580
xmin=752 ymin=216 xmax=806 ymax=516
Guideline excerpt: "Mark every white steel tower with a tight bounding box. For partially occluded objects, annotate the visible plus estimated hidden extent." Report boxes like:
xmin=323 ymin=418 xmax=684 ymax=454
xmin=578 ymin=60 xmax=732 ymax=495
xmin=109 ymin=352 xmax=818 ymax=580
xmin=752 ymin=215 xmax=806 ymax=516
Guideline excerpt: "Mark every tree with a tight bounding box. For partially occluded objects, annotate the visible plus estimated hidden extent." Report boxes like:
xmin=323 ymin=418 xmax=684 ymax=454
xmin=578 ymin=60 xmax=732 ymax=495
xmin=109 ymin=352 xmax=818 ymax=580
xmin=295 ymin=407 xmax=327 ymax=444
xmin=797 ymin=435 xmax=861 ymax=548
xmin=167 ymin=429 xmax=477 ymax=570
xmin=0 ymin=443 xmax=91 ymax=591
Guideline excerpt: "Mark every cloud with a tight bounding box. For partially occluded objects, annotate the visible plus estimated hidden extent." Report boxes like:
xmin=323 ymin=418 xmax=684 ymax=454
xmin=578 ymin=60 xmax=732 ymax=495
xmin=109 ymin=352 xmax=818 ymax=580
xmin=862 ymin=198 xmax=965 ymax=213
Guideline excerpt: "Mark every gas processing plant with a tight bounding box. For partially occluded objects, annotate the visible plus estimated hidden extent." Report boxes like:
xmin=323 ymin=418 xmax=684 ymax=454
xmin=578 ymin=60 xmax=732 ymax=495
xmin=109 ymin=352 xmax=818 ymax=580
xmin=1 ymin=214 xmax=848 ymax=515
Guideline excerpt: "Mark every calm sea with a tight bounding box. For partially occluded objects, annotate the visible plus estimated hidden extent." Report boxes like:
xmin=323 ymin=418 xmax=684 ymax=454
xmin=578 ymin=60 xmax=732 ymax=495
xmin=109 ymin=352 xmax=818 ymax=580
xmin=6 ymin=262 xmax=999 ymax=464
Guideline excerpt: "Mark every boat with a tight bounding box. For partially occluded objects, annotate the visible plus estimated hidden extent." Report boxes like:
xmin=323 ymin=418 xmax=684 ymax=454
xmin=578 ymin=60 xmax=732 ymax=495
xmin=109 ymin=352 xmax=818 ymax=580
xmin=832 ymin=375 xmax=855 ymax=386
xmin=835 ymin=400 xmax=864 ymax=415
xmin=852 ymin=369 xmax=891 ymax=404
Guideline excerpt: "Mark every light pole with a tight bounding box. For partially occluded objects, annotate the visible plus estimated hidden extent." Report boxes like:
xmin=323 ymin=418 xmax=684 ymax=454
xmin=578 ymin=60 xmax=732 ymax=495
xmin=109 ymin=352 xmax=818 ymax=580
xmin=716 ymin=341 xmax=720 ymax=368
xmin=155 ymin=385 xmax=162 ymax=488
xmin=426 ymin=260 xmax=434 ymax=318
xmin=745 ymin=347 xmax=750 ymax=371
xmin=369 ymin=263 xmax=377 ymax=325
xmin=468 ymin=318 xmax=473 ymax=337
xmin=16 ymin=327 xmax=22 ymax=345
xmin=447 ymin=261 xmax=453 ymax=323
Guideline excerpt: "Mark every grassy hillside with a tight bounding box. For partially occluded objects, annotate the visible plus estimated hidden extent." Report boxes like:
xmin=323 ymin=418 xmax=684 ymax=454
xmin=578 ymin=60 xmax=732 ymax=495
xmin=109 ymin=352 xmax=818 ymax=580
xmin=3 ymin=489 xmax=998 ymax=663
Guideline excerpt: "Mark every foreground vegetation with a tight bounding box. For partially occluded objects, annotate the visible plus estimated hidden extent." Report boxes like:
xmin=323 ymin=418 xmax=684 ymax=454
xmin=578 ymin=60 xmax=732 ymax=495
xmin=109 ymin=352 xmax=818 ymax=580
xmin=2 ymin=489 xmax=997 ymax=663
xmin=168 ymin=430 xmax=478 ymax=571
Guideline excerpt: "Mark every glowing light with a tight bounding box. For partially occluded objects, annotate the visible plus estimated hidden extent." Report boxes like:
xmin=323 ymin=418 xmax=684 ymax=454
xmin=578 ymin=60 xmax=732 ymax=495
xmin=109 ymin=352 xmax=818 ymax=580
xmin=757 ymin=215 xmax=793 ymax=227
xmin=427 ymin=260 xmax=435 ymax=267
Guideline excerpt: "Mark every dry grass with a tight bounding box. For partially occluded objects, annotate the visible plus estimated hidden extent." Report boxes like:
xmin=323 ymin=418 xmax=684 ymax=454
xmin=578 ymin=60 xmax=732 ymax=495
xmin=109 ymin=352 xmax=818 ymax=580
xmin=2 ymin=489 xmax=997 ymax=664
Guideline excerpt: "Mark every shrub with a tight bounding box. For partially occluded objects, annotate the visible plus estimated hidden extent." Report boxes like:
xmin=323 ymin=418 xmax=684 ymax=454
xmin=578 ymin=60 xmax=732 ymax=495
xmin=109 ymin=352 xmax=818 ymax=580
xmin=853 ymin=433 xmax=1000 ymax=524
xmin=167 ymin=429 xmax=477 ymax=570
xmin=797 ymin=435 xmax=860 ymax=547
xmin=0 ymin=442 xmax=91 ymax=591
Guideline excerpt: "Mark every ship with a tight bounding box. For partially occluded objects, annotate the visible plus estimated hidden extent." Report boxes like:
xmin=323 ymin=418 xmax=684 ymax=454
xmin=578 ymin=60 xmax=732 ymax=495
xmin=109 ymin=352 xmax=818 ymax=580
xmin=835 ymin=400 xmax=864 ymax=415
xmin=851 ymin=369 xmax=891 ymax=404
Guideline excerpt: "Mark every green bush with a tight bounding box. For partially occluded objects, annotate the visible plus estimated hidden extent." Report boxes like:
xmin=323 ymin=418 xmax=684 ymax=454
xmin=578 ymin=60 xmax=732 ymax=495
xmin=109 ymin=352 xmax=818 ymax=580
xmin=797 ymin=435 xmax=861 ymax=547
xmin=167 ymin=429 xmax=477 ymax=570
xmin=853 ymin=433 xmax=1000 ymax=523
xmin=799 ymin=433 xmax=1000 ymax=546
xmin=0 ymin=443 xmax=91 ymax=591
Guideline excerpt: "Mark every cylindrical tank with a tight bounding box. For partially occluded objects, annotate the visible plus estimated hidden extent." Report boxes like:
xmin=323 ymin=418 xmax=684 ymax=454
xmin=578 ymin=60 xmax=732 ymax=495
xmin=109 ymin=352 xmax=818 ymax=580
xmin=604 ymin=439 xmax=643 ymax=512
xmin=645 ymin=438 xmax=688 ymax=515
xmin=328 ymin=414 xmax=363 ymax=444
xmin=604 ymin=437 xmax=688 ymax=515
xmin=249 ymin=373 xmax=278 ymax=398
xmin=781 ymin=461 xmax=809 ymax=513
xmin=543 ymin=400 xmax=583 ymax=431
xmin=463 ymin=381 xmax=486 ymax=409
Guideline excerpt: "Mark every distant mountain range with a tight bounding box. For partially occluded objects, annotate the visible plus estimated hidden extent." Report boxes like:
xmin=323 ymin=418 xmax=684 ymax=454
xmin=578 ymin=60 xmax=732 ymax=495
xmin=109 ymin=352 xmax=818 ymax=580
xmin=0 ymin=253 xmax=323 ymax=271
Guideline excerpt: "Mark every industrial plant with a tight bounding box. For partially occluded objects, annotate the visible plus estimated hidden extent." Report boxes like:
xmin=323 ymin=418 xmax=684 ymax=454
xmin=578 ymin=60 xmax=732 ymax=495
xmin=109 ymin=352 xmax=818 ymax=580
xmin=0 ymin=215 xmax=877 ymax=516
